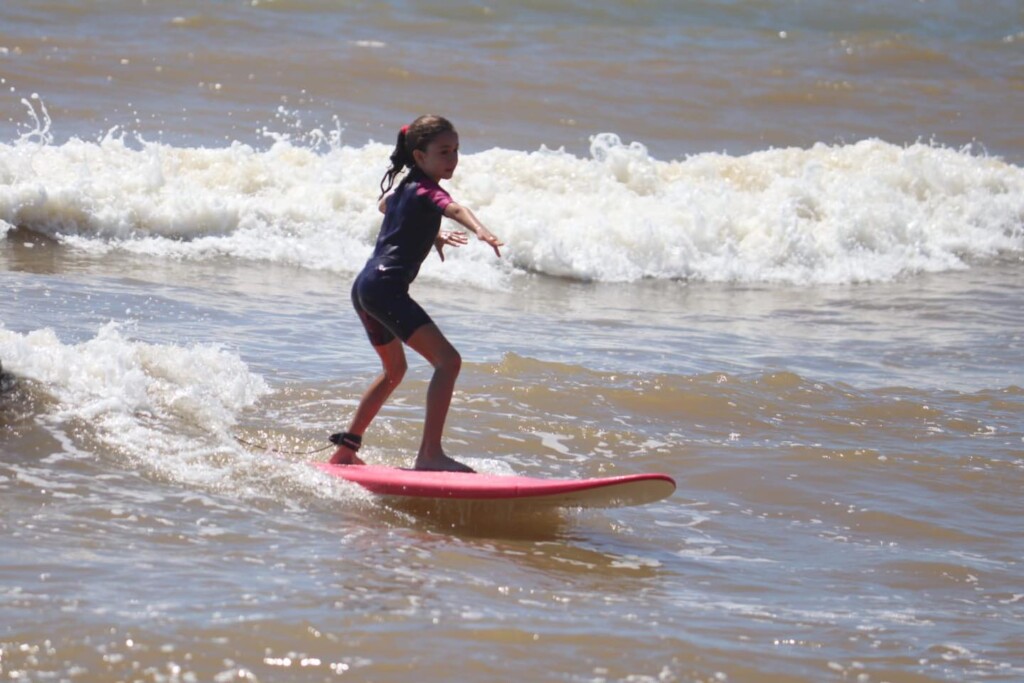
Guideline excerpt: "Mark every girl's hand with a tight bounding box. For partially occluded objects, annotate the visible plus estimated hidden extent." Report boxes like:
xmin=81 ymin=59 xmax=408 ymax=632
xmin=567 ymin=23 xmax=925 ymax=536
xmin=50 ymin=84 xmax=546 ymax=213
xmin=442 ymin=202 xmax=504 ymax=258
xmin=434 ymin=229 xmax=469 ymax=261
xmin=477 ymin=229 xmax=504 ymax=258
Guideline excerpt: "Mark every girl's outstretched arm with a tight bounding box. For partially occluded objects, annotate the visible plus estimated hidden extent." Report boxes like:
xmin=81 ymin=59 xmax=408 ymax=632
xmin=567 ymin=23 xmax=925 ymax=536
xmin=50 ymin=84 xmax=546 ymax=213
xmin=443 ymin=202 xmax=504 ymax=257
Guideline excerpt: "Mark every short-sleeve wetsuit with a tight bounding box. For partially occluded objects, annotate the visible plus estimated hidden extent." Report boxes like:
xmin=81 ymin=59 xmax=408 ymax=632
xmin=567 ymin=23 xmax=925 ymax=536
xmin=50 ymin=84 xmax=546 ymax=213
xmin=351 ymin=168 xmax=453 ymax=346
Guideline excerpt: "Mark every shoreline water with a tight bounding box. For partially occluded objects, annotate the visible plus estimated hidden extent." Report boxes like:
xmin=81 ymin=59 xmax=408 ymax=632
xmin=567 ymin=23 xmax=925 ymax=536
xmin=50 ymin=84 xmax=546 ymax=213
xmin=3 ymin=152 xmax=1023 ymax=683
xmin=3 ymin=230 xmax=1022 ymax=388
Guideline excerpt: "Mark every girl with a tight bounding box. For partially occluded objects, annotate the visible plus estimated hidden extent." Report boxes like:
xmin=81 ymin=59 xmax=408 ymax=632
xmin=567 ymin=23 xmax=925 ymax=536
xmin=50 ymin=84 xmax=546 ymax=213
xmin=329 ymin=115 xmax=503 ymax=472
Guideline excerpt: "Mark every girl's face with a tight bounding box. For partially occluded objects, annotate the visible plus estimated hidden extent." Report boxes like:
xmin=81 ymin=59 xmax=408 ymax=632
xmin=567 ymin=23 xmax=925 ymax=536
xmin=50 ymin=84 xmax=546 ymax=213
xmin=413 ymin=130 xmax=459 ymax=182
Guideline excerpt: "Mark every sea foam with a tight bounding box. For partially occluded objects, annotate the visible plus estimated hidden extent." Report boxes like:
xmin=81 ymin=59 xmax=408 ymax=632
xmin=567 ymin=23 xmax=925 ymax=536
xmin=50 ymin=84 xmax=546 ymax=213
xmin=1 ymin=132 xmax=1021 ymax=285
xmin=0 ymin=322 xmax=270 ymax=463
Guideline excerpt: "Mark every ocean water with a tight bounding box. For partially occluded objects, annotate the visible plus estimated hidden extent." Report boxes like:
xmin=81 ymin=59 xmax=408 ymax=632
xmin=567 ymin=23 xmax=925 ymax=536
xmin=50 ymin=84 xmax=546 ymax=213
xmin=2 ymin=1 xmax=1023 ymax=682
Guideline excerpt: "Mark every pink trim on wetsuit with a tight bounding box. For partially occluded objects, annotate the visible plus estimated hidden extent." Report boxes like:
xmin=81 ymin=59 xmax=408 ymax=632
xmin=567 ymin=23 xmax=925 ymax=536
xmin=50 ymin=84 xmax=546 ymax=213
xmin=415 ymin=180 xmax=453 ymax=213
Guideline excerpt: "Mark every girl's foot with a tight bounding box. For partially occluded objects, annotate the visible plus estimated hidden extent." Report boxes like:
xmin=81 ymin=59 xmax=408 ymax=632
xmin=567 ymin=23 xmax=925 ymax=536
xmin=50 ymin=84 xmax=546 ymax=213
xmin=414 ymin=452 xmax=475 ymax=473
xmin=329 ymin=447 xmax=366 ymax=466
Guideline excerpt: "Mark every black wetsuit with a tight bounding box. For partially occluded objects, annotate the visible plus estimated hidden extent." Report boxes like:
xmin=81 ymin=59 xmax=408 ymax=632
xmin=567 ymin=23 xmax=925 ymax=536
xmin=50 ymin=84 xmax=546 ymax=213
xmin=352 ymin=169 xmax=453 ymax=346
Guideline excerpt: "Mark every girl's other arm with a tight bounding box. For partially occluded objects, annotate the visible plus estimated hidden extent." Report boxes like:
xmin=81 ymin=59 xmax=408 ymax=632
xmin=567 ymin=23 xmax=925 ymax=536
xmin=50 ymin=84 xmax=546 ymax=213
xmin=443 ymin=202 xmax=504 ymax=257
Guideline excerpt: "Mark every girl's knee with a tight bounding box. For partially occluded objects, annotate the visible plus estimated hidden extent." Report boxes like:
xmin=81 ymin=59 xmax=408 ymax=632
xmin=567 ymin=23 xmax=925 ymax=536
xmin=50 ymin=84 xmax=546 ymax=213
xmin=379 ymin=351 xmax=407 ymax=387
xmin=385 ymin=361 xmax=407 ymax=386
xmin=437 ymin=348 xmax=461 ymax=374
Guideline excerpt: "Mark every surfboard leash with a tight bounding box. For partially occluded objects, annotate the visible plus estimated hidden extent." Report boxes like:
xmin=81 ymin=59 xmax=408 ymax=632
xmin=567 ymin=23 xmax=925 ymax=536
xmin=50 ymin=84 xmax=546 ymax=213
xmin=232 ymin=433 xmax=333 ymax=456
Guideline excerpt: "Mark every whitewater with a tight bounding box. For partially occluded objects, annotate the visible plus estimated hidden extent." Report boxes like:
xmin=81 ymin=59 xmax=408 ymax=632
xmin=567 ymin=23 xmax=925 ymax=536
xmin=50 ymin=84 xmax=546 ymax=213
xmin=3 ymin=130 xmax=1021 ymax=286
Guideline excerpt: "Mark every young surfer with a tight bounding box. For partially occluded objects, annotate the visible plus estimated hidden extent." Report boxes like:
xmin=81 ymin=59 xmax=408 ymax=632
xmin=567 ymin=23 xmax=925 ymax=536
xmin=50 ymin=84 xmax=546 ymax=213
xmin=329 ymin=115 xmax=503 ymax=472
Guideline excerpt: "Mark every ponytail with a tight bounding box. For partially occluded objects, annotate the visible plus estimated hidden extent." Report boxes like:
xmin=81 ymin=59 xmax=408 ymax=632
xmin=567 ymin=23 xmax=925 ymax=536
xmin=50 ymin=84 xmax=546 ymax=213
xmin=378 ymin=115 xmax=456 ymax=198
xmin=379 ymin=126 xmax=414 ymax=197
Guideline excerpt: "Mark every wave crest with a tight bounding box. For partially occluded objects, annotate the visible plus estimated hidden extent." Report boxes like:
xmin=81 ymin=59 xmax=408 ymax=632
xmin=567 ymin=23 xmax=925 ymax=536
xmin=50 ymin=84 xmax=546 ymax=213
xmin=2 ymin=133 xmax=1021 ymax=285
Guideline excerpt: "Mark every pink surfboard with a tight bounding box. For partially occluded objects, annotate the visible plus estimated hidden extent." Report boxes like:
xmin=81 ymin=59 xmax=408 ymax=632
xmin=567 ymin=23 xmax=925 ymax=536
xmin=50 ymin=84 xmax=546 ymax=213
xmin=313 ymin=463 xmax=675 ymax=509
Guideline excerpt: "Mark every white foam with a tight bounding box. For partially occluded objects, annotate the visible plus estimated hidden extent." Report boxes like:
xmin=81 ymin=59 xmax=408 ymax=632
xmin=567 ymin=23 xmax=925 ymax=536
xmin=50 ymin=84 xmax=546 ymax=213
xmin=0 ymin=322 xmax=268 ymax=429
xmin=472 ymin=135 xmax=1024 ymax=283
xmin=0 ymin=322 xmax=270 ymax=487
xmin=1 ymin=132 xmax=1021 ymax=285
xmin=0 ymin=323 xmax=387 ymax=507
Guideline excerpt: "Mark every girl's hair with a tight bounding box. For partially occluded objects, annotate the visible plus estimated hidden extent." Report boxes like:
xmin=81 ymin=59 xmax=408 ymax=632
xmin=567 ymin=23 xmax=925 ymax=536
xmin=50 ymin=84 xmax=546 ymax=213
xmin=379 ymin=115 xmax=456 ymax=197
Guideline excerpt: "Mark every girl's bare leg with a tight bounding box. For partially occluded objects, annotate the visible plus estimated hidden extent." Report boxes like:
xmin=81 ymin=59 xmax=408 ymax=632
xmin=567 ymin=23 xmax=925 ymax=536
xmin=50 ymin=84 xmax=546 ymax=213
xmin=329 ymin=339 xmax=407 ymax=465
xmin=404 ymin=323 xmax=473 ymax=472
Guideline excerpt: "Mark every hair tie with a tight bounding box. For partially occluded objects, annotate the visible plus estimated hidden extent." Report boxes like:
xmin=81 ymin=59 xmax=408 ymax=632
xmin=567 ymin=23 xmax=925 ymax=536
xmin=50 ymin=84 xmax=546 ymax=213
xmin=400 ymin=125 xmax=409 ymax=135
